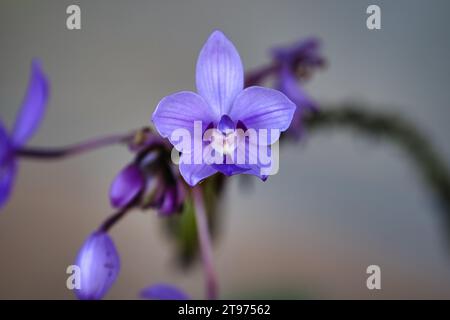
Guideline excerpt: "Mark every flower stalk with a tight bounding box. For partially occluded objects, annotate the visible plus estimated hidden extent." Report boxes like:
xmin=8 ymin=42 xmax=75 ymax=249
xmin=16 ymin=131 xmax=136 ymax=160
xmin=192 ymin=185 xmax=218 ymax=300
xmin=98 ymin=206 xmax=131 ymax=233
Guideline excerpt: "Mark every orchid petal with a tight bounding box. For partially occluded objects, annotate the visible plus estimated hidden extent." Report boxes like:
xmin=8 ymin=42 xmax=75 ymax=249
xmin=196 ymin=30 xmax=244 ymax=116
xmin=228 ymin=86 xmax=296 ymax=144
xmin=12 ymin=59 xmax=49 ymax=146
xmin=0 ymin=122 xmax=16 ymax=209
xmin=212 ymin=163 xmax=249 ymax=176
xmin=152 ymin=91 xmax=215 ymax=153
xmin=179 ymin=152 xmax=217 ymax=186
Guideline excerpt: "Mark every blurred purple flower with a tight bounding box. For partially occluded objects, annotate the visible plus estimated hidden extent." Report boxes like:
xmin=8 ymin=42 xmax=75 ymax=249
xmin=140 ymin=283 xmax=190 ymax=300
xmin=272 ymin=38 xmax=323 ymax=138
xmin=275 ymin=65 xmax=318 ymax=138
xmin=271 ymin=38 xmax=324 ymax=71
xmin=75 ymin=232 xmax=120 ymax=300
xmin=0 ymin=60 xmax=49 ymax=209
xmin=152 ymin=30 xmax=296 ymax=186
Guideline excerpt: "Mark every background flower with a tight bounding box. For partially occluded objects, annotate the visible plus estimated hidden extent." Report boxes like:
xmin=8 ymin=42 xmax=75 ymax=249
xmin=0 ymin=60 xmax=49 ymax=209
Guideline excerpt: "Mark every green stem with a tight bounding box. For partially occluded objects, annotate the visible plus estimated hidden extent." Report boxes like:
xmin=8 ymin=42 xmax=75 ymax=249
xmin=303 ymin=105 xmax=450 ymax=219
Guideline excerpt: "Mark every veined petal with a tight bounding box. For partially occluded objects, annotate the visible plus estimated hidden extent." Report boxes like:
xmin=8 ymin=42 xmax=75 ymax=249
xmin=140 ymin=283 xmax=190 ymax=300
xmin=75 ymin=232 xmax=120 ymax=300
xmin=109 ymin=163 xmax=145 ymax=209
xmin=196 ymin=30 xmax=244 ymax=116
xmin=228 ymin=86 xmax=296 ymax=144
xmin=12 ymin=59 xmax=49 ymax=146
xmin=152 ymin=91 xmax=215 ymax=153
xmin=179 ymin=152 xmax=217 ymax=186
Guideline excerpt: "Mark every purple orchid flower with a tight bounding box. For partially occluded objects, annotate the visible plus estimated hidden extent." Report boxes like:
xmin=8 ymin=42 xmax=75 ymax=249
xmin=0 ymin=60 xmax=49 ymax=209
xmin=152 ymin=30 xmax=296 ymax=186
xmin=74 ymin=231 xmax=120 ymax=300
xmin=140 ymin=283 xmax=190 ymax=300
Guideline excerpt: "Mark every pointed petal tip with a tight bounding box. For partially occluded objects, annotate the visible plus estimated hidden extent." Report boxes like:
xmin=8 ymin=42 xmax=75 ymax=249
xmin=207 ymin=29 xmax=228 ymax=42
xmin=196 ymin=29 xmax=244 ymax=116
xmin=11 ymin=58 xmax=50 ymax=146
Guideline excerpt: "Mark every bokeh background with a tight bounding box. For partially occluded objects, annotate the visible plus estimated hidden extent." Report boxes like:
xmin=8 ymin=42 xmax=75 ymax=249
xmin=1 ymin=0 xmax=450 ymax=299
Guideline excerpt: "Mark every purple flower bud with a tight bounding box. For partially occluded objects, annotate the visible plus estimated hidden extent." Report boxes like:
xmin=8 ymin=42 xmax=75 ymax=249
xmin=140 ymin=283 xmax=190 ymax=300
xmin=109 ymin=163 xmax=145 ymax=209
xmin=75 ymin=232 xmax=120 ymax=300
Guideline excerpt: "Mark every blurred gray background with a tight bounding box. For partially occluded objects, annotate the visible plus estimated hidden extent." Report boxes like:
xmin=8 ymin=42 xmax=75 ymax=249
xmin=1 ymin=0 xmax=450 ymax=299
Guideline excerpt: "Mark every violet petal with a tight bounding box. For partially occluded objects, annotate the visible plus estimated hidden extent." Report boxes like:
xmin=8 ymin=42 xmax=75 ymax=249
xmin=140 ymin=283 xmax=190 ymax=300
xmin=152 ymin=91 xmax=216 ymax=153
xmin=212 ymin=163 xmax=249 ymax=176
xmin=12 ymin=59 xmax=49 ymax=146
xmin=179 ymin=152 xmax=217 ymax=186
xmin=0 ymin=122 xmax=16 ymax=209
xmin=196 ymin=30 xmax=244 ymax=116
xmin=228 ymin=86 xmax=296 ymax=144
